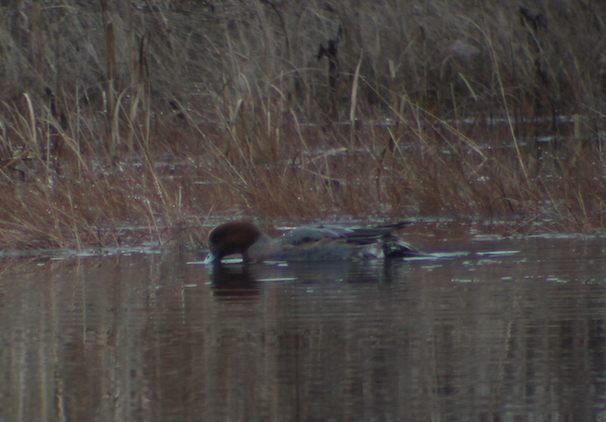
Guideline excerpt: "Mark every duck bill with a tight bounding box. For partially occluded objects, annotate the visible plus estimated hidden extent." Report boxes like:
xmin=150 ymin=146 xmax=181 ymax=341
xmin=202 ymin=252 xmax=217 ymax=265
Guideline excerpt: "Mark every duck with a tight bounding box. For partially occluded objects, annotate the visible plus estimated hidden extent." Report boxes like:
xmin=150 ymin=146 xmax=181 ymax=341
xmin=203 ymin=221 xmax=420 ymax=264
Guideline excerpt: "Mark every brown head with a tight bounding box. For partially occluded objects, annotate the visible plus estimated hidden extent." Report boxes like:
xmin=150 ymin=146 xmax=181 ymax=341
xmin=205 ymin=222 xmax=264 ymax=264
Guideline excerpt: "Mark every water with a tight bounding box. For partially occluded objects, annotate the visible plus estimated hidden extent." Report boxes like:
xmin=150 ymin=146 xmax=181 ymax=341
xmin=1 ymin=236 xmax=606 ymax=421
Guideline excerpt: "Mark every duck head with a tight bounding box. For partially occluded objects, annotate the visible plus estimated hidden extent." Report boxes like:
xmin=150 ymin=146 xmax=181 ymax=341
xmin=203 ymin=222 xmax=264 ymax=264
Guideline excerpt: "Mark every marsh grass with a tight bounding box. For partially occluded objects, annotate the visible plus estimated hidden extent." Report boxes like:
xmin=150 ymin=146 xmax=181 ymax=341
xmin=0 ymin=0 xmax=605 ymax=250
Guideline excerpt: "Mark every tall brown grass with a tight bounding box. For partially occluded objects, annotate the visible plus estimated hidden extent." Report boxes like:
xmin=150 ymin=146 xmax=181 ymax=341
xmin=0 ymin=1 xmax=604 ymax=250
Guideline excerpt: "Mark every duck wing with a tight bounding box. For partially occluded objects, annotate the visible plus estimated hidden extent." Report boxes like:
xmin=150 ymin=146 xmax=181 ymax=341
xmin=281 ymin=222 xmax=411 ymax=246
xmin=342 ymin=222 xmax=411 ymax=244
xmin=281 ymin=224 xmax=353 ymax=245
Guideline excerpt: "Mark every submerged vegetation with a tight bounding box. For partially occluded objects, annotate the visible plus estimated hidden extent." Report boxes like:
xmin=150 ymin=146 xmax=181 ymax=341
xmin=0 ymin=0 xmax=605 ymax=250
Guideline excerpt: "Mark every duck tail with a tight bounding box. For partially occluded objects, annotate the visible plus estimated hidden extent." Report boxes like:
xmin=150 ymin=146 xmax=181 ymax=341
xmin=377 ymin=221 xmax=412 ymax=231
xmin=382 ymin=238 xmax=421 ymax=258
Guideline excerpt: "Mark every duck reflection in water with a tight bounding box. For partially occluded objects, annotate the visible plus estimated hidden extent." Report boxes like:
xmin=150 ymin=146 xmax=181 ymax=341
xmin=210 ymin=264 xmax=260 ymax=300
xmin=208 ymin=258 xmax=405 ymax=289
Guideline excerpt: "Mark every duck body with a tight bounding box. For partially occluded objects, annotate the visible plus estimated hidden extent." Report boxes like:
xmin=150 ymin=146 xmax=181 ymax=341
xmin=203 ymin=221 xmax=420 ymax=264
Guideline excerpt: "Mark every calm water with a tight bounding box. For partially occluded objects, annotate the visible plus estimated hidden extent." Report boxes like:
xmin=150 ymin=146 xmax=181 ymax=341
xmin=1 ymin=235 xmax=606 ymax=422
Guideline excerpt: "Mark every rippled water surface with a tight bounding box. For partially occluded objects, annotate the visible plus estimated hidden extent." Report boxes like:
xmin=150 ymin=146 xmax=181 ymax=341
xmin=1 ymin=235 xmax=606 ymax=422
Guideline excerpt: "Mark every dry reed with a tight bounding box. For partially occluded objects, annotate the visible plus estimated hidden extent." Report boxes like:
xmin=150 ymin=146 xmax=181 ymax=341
xmin=0 ymin=0 xmax=604 ymax=250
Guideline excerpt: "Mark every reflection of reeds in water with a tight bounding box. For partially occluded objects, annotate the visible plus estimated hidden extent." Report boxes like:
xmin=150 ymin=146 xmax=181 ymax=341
xmin=0 ymin=1 xmax=604 ymax=250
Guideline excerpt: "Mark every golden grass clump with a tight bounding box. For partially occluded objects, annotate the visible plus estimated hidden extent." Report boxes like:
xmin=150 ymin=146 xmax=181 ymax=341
xmin=0 ymin=0 xmax=604 ymax=250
